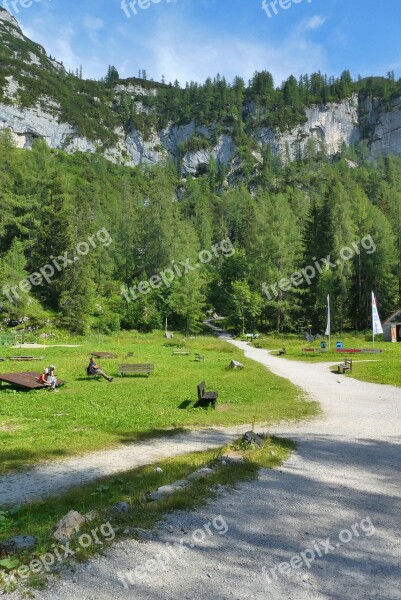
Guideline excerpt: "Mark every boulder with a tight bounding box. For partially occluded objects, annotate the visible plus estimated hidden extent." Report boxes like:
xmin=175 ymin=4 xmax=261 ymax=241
xmin=0 ymin=535 xmax=36 ymax=555
xmin=187 ymin=467 xmax=215 ymax=480
xmin=112 ymin=502 xmax=130 ymax=514
xmin=219 ymin=453 xmax=245 ymax=464
xmin=147 ymin=479 xmax=189 ymax=501
xmin=229 ymin=360 xmax=244 ymax=369
xmin=243 ymin=431 xmax=264 ymax=447
xmin=52 ymin=510 xmax=86 ymax=543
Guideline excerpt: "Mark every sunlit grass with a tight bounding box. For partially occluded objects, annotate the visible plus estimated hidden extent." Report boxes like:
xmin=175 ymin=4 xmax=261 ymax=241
xmin=253 ymin=332 xmax=401 ymax=386
xmin=0 ymin=331 xmax=316 ymax=473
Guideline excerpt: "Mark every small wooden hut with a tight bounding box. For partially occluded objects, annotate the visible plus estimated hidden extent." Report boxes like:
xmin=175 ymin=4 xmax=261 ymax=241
xmin=383 ymin=309 xmax=401 ymax=342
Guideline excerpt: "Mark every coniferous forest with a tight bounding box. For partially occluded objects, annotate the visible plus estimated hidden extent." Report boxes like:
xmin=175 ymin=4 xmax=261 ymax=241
xmin=1 ymin=126 xmax=401 ymax=336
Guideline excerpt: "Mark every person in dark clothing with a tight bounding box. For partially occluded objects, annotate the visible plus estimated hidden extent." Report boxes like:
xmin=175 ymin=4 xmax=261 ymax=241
xmin=87 ymin=357 xmax=113 ymax=382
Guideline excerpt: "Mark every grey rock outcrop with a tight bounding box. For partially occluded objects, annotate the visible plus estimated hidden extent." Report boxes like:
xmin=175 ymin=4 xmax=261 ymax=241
xmin=2 ymin=9 xmax=401 ymax=173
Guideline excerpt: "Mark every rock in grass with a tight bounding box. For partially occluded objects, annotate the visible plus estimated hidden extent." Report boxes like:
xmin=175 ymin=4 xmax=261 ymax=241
xmin=53 ymin=510 xmax=86 ymax=543
xmin=0 ymin=535 xmax=37 ymax=555
xmin=187 ymin=467 xmax=215 ymax=480
xmin=243 ymin=431 xmax=264 ymax=447
xmin=229 ymin=360 xmax=244 ymax=369
xmin=147 ymin=479 xmax=189 ymax=501
xmin=219 ymin=453 xmax=245 ymax=464
xmin=112 ymin=501 xmax=130 ymax=514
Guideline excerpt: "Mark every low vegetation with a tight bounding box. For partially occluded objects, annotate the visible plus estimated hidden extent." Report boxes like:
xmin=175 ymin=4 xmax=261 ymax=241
xmin=253 ymin=332 xmax=401 ymax=386
xmin=0 ymin=331 xmax=316 ymax=474
xmin=0 ymin=436 xmax=294 ymax=592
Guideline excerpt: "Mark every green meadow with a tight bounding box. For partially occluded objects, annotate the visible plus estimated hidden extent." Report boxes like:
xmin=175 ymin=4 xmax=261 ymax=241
xmin=253 ymin=332 xmax=401 ymax=386
xmin=0 ymin=332 xmax=317 ymax=474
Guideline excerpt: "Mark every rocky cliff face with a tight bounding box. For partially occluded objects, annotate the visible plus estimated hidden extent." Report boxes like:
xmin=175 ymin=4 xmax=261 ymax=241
xmin=1 ymin=7 xmax=401 ymax=175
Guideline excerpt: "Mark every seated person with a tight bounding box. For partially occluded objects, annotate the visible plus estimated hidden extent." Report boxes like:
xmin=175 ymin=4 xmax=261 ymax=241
xmin=39 ymin=367 xmax=49 ymax=384
xmin=40 ymin=365 xmax=58 ymax=391
xmin=87 ymin=357 xmax=113 ymax=382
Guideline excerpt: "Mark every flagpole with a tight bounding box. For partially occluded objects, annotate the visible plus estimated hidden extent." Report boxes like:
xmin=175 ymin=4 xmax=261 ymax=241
xmin=371 ymin=291 xmax=383 ymax=350
xmin=325 ymin=294 xmax=331 ymax=351
xmin=372 ymin=291 xmax=374 ymax=349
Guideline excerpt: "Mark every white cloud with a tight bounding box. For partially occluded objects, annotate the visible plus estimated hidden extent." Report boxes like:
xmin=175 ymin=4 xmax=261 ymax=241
xmin=83 ymin=15 xmax=104 ymax=44
xmin=21 ymin=21 xmax=81 ymax=69
xmin=300 ymin=14 xmax=327 ymax=31
xmin=129 ymin=16 xmax=328 ymax=86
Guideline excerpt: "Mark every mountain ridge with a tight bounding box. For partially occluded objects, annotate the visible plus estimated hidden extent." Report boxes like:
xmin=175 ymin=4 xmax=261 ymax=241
xmin=1 ymin=7 xmax=401 ymax=176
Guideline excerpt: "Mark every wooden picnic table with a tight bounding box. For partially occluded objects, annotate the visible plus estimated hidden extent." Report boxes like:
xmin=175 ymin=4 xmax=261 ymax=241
xmin=91 ymin=352 xmax=118 ymax=359
xmin=0 ymin=372 xmax=65 ymax=390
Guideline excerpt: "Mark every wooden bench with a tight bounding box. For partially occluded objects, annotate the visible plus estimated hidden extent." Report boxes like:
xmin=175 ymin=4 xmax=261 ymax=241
xmin=337 ymin=358 xmax=352 ymax=374
xmin=119 ymin=364 xmax=154 ymax=377
xmin=172 ymin=348 xmax=190 ymax=356
xmin=195 ymin=353 xmax=205 ymax=361
xmin=197 ymin=381 xmax=218 ymax=408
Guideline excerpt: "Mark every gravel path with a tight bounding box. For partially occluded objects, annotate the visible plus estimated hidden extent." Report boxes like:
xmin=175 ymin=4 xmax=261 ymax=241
xmin=4 ymin=340 xmax=401 ymax=599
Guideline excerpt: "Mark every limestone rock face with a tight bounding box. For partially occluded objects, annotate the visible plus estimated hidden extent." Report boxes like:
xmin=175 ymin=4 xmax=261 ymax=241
xmin=0 ymin=102 xmax=97 ymax=152
xmin=258 ymin=95 xmax=360 ymax=160
xmin=2 ymin=9 xmax=401 ymax=174
xmin=363 ymin=97 xmax=401 ymax=160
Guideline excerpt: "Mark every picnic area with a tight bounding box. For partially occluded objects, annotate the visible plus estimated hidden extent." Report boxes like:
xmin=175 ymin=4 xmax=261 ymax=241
xmin=0 ymin=331 xmax=317 ymax=474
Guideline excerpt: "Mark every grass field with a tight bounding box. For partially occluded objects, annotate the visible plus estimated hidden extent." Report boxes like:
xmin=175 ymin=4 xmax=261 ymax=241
xmin=0 ymin=331 xmax=317 ymax=474
xmin=253 ymin=332 xmax=401 ymax=386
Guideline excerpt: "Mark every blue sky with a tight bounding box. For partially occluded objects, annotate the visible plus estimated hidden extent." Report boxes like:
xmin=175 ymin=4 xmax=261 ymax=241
xmin=5 ymin=0 xmax=401 ymax=86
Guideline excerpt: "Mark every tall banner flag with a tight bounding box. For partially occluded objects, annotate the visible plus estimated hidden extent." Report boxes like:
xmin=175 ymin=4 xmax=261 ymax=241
xmin=372 ymin=291 xmax=383 ymax=347
xmin=325 ymin=294 xmax=331 ymax=337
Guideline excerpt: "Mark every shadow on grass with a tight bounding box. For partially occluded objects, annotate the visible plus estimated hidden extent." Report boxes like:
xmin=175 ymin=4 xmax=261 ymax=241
xmin=178 ymin=400 xmax=193 ymax=410
xmin=0 ymin=448 xmax=68 ymax=475
xmin=117 ymin=427 xmax=189 ymax=444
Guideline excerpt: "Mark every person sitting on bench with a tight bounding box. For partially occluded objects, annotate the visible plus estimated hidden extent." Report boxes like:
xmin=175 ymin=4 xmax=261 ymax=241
xmin=40 ymin=365 xmax=58 ymax=391
xmin=39 ymin=367 xmax=48 ymax=385
xmin=87 ymin=357 xmax=113 ymax=382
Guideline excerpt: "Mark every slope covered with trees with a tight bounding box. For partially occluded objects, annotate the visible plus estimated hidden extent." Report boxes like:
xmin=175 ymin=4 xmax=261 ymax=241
xmin=1 ymin=128 xmax=401 ymax=335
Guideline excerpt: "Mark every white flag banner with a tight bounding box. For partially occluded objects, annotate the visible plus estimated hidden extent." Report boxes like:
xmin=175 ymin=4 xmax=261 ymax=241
xmin=372 ymin=291 xmax=383 ymax=335
xmin=325 ymin=294 xmax=330 ymax=336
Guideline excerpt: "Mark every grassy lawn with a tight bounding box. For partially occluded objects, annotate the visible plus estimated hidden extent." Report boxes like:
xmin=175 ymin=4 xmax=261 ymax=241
xmin=0 ymin=332 xmax=316 ymax=474
xmin=253 ymin=332 xmax=401 ymax=386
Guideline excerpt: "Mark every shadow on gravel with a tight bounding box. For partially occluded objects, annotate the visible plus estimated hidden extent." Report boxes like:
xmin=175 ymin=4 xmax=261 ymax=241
xmin=118 ymin=434 xmax=401 ymax=600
